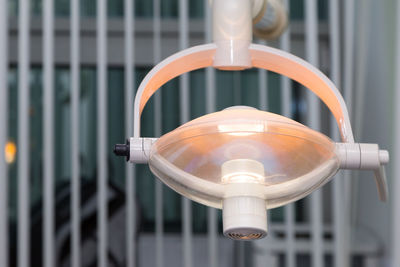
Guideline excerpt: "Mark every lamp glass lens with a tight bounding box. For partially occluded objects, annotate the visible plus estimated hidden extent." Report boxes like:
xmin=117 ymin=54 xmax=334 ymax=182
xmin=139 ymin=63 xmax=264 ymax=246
xmin=149 ymin=109 xmax=339 ymax=207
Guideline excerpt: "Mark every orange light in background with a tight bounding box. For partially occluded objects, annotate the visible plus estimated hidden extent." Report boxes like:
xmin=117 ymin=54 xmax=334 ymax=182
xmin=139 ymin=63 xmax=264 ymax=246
xmin=5 ymin=141 xmax=17 ymax=164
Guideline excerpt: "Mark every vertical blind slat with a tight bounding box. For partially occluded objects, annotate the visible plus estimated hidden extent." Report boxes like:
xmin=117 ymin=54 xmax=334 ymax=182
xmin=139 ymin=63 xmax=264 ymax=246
xmin=328 ymin=1 xmax=348 ymax=267
xmin=342 ymin=1 xmax=355 ymax=259
xmin=257 ymin=38 xmax=271 ymax=265
xmin=43 ymin=0 xmax=55 ymax=265
xmin=153 ymin=0 xmax=164 ymax=266
xmin=17 ymin=0 xmax=31 ymax=265
xmin=393 ymin=0 xmax=400 ymax=265
xmin=0 ymin=0 xmax=8 ymax=264
xmin=204 ymin=2 xmax=218 ymax=267
xmin=284 ymin=205 xmax=295 ymax=267
xmin=258 ymin=40 xmax=268 ymax=111
xmin=124 ymin=0 xmax=135 ymax=265
xmin=258 ymin=70 xmax=268 ymax=110
xmin=97 ymin=0 xmax=108 ymax=265
xmin=205 ymin=0 xmax=216 ymax=113
xmin=344 ymin=0 xmax=355 ymax=116
xmin=70 ymin=0 xmax=81 ymax=264
xmin=280 ymin=0 xmax=292 ymax=119
xmin=280 ymin=1 xmax=295 ymax=267
xmin=179 ymin=0 xmax=192 ymax=267
xmin=305 ymin=0 xmax=323 ymax=266
xmin=353 ymin=1 xmax=371 ymax=139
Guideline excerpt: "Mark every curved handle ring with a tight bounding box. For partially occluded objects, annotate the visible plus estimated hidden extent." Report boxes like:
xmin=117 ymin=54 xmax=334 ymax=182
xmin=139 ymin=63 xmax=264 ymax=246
xmin=133 ymin=43 xmax=354 ymax=143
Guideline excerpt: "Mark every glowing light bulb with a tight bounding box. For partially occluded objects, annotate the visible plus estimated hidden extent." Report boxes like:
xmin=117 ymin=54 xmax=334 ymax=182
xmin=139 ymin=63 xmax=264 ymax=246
xmin=221 ymin=159 xmax=265 ymax=184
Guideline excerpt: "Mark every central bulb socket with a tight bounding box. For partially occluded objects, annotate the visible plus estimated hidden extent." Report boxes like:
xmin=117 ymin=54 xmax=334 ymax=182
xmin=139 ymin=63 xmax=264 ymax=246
xmin=221 ymin=159 xmax=265 ymax=184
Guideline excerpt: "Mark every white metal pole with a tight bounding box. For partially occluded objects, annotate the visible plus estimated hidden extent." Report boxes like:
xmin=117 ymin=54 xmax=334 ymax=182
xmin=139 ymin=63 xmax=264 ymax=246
xmin=0 ymin=0 xmax=8 ymax=264
xmin=97 ymin=0 xmax=108 ymax=265
xmin=179 ymin=0 xmax=193 ymax=267
xmin=305 ymin=0 xmax=323 ymax=266
xmin=280 ymin=1 xmax=295 ymax=267
xmin=257 ymin=36 xmax=274 ymax=265
xmin=70 ymin=0 xmax=81 ymax=264
xmin=124 ymin=0 xmax=136 ymax=265
xmin=350 ymin=3 xmax=372 ymax=246
xmin=18 ymin=0 xmax=30 ymax=265
xmin=353 ymin=0 xmax=371 ymax=139
xmin=392 ymin=0 xmax=400 ymax=266
xmin=342 ymin=0 xmax=355 ymax=257
xmin=344 ymin=0 xmax=355 ymax=116
xmin=205 ymin=2 xmax=218 ymax=267
xmin=328 ymin=1 xmax=349 ymax=267
xmin=43 ymin=0 xmax=55 ymax=265
xmin=153 ymin=1 xmax=164 ymax=267
xmin=281 ymin=0 xmax=292 ymax=120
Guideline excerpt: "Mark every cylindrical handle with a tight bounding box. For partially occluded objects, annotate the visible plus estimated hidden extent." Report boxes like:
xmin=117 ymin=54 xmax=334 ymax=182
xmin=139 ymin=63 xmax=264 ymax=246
xmin=223 ymin=196 xmax=267 ymax=240
xmin=336 ymin=142 xmax=389 ymax=202
xmin=374 ymin=166 xmax=388 ymax=202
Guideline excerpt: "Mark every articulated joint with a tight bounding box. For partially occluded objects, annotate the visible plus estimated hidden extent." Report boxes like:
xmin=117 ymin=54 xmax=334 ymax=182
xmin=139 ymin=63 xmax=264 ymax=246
xmin=114 ymin=138 xmax=158 ymax=163
xmin=253 ymin=0 xmax=288 ymax=40
xmin=336 ymin=143 xmax=389 ymax=170
xmin=128 ymin=137 xmax=158 ymax=164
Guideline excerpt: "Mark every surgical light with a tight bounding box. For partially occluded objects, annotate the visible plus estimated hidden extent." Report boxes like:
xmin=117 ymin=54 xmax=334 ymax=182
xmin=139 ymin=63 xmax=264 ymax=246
xmin=114 ymin=0 xmax=389 ymax=240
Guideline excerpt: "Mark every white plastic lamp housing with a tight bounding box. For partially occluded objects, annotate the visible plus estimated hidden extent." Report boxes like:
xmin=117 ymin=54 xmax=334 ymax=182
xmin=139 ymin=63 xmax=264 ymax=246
xmin=114 ymin=41 xmax=389 ymax=241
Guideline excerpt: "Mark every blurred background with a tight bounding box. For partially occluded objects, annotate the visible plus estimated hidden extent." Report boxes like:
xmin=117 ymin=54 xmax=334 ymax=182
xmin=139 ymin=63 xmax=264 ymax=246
xmin=0 ymin=0 xmax=399 ymax=266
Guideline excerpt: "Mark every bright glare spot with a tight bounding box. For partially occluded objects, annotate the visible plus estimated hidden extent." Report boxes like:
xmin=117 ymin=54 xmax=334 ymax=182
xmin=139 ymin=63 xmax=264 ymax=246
xmin=217 ymin=123 xmax=265 ymax=136
xmin=5 ymin=141 xmax=17 ymax=164
xmin=222 ymin=173 xmax=264 ymax=184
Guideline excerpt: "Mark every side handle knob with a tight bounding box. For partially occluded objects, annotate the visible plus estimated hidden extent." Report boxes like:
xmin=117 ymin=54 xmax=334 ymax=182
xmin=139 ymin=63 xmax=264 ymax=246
xmin=113 ymin=139 xmax=130 ymax=161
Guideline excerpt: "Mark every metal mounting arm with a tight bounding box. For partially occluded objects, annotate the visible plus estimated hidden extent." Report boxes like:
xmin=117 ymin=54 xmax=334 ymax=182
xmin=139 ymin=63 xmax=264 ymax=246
xmin=133 ymin=43 xmax=354 ymax=143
